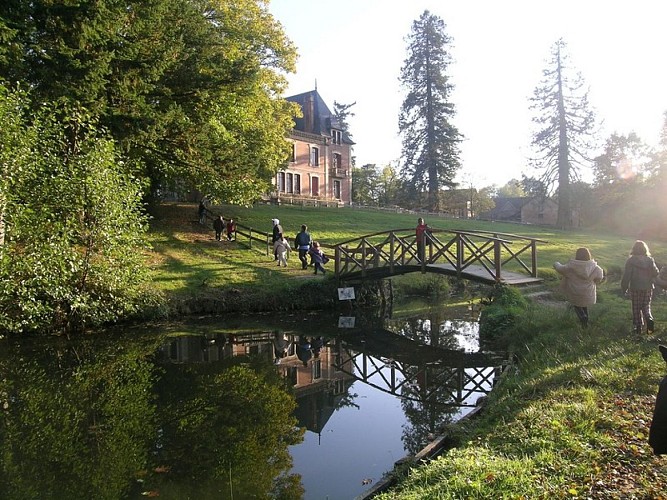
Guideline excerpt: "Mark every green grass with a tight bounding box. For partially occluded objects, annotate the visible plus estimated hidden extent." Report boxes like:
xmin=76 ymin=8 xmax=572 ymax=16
xmin=147 ymin=202 xmax=667 ymax=497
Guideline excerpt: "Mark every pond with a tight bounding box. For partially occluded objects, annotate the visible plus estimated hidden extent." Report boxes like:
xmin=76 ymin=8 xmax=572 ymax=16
xmin=0 ymin=298 xmax=507 ymax=499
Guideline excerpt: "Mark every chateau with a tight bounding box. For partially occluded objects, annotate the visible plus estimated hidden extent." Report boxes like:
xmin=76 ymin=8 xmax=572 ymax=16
xmin=271 ymin=90 xmax=354 ymax=205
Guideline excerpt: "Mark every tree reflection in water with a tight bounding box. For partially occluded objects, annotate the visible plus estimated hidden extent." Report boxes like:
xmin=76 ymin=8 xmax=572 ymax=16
xmin=0 ymin=301 xmax=505 ymax=499
xmin=0 ymin=332 xmax=305 ymax=500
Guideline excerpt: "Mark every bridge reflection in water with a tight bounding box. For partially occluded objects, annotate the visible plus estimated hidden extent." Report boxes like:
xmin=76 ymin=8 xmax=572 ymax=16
xmin=160 ymin=316 xmax=508 ymax=434
xmin=158 ymin=311 xmax=508 ymax=498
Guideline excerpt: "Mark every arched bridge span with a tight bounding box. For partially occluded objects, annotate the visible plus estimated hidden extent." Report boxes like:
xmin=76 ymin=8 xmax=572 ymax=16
xmin=333 ymin=228 xmax=547 ymax=285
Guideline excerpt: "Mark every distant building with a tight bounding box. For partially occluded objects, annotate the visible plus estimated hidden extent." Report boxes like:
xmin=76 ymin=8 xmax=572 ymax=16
xmin=479 ymin=196 xmax=570 ymax=226
xmin=271 ymin=89 xmax=354 ymax=205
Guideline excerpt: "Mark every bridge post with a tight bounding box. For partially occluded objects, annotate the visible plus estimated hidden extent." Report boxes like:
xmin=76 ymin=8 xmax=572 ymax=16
xmin=494 ymin=240 xmax=501 ymax=281
xmin=531 ymin=239 xmax=537 ymax=277
xmin=335 ymin=245 xmax=340 ymax=277
xmin=456 ymin=233 xmax=463 ymax=278
xmin=389 ymin=232 xmax=395 ymax=274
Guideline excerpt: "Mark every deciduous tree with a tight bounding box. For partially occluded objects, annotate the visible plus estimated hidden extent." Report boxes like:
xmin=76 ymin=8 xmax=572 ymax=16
xmin=0 ymin=87 xmax=154 ymax=334
xmin=0 ymin=0 xmax=298 ymax=204
xmin=398 ymin=10 xmax=462 ymax=211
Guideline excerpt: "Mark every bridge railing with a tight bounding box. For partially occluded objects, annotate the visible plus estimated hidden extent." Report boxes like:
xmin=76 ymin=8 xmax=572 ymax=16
xmin=334 ymin=228 xmax=546 ymax=282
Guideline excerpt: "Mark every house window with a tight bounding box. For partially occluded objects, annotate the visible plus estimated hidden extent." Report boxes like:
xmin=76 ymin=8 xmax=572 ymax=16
xmin=332 ymin=129 xmax=342 ymax=145
xmin=333 ymin=180 xmax=341 ymax=199
xmin=313 ymin=359 xmax=322 ymax=379
xmin=294 ymin=174 xmax=301 ymax=194
xmin=277 ymin=172 xmax=285 ymax=192
xmin=286 ymin=173 xmax=293 ymax=194
xmin=310 ymin=146 xmax=319 ymax=166
xmin=290 ymin=143 xmax=296 ymax=162
xmin=333 ymin=153 xmax=341 ymax=168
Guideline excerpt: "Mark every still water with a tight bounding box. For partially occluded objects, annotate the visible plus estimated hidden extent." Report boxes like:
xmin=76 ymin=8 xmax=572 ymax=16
xmin=0 ymin=300 xmax=506 ymax=500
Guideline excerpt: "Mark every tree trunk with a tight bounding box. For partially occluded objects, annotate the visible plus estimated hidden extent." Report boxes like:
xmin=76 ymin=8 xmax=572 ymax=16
xmin=556 ymin=47 xmax=571 ymax=229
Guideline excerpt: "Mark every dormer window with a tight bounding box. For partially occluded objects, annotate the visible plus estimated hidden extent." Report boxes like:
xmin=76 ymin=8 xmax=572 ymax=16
xmin=332 ymin=129 xmax=342 ymax=145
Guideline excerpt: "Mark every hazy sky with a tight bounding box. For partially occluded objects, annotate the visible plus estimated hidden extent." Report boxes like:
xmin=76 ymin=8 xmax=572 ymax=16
xmin=268 ymin=0 xmax=667 ymax=188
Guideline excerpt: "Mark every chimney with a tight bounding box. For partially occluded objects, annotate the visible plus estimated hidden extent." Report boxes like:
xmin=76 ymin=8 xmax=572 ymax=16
xmin=304 ymin=94 xmax=315 ymax=133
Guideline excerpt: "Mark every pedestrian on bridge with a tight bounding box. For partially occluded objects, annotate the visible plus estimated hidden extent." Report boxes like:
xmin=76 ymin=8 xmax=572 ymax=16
xmin=415 ymin=217 xmax=431 ymax=261
xmin=554 ymin=247 xmax=604 ymax=328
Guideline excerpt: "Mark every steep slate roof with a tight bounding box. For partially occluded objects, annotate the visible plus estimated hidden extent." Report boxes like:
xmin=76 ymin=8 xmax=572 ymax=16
xmin=286 ymin=89 xmax=355 ymax=144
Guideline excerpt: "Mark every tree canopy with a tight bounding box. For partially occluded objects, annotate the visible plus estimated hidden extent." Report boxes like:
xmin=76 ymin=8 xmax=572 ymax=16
xmin=0 ymin=0 xmax=299 ymax=203
xmin=398 ymin=10 xmax=462 ymax=211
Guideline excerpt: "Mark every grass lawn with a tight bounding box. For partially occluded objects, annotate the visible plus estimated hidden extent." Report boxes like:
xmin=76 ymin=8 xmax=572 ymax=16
xmin=148 ymin=202 xmax=667 ymax=498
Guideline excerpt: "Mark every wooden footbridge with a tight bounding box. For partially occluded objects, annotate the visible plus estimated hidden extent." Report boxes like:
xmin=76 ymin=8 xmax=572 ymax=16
xmin=333 ymin=228 xmax=546 ymax=285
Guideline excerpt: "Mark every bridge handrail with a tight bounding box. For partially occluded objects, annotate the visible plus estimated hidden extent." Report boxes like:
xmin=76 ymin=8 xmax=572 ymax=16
xmin=453 ymin=229 xmax=549 ymax=244
xmin=335 ymin=228 xmax=515 ymax=247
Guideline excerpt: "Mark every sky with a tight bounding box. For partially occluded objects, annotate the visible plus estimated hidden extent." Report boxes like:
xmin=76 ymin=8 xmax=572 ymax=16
xmin=267 ymin=0 xmax=667 ymax=188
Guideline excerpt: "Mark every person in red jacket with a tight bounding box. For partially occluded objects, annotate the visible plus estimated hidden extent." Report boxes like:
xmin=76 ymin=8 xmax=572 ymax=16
xmin=415 ymin=217 xmax=430 ymax=261
xmin=225 ymin=219 xmax=236 ymax=241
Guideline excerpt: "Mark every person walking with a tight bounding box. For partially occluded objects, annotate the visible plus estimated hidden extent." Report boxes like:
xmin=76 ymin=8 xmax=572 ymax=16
xmin=213 ymin=215 xmax=224 ymax=241
xmin=273 ymin=232 xmax=290 ymax=267
xmin=308 ymin=241 xmax=328 ymax=275
xmin=294 ymin=224 xmax=312 ymax=270
xmin=226 ymin=218 xmax=236 ymax=241
xmin=621 ymin=240 xmax=660 ymax=334
xmin=271 ymin=218 xmax=283 ymax=261
xmin=553 ymin=247 xmax=604 ymax=328
xmin=415 ymin=217 xmax=430 ymax=261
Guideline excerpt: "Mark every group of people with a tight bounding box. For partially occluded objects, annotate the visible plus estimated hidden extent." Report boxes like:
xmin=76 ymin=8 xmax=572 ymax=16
xmin=212 ymin=215 xmax=236 ymax=241
xmin=272 ymin=331 xmax=325 ymax=366
xmin=554 ymin=239 xmax=664 ymax=334
xmin=272 ymin=219 xmax=329 ymax=274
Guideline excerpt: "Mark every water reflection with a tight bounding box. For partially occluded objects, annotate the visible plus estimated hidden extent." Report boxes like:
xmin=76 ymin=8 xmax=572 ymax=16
xmin=0 ymin=302 xmax=507 ymax=500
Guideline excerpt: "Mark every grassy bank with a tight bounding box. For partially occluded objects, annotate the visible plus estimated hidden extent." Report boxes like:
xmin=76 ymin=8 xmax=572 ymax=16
xmin=147 ymin=202 xmax=667 ymax=497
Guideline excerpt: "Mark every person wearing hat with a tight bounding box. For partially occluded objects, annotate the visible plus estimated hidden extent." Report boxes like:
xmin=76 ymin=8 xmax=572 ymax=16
xmin=271 ymin=218 xmax=283 ymax=260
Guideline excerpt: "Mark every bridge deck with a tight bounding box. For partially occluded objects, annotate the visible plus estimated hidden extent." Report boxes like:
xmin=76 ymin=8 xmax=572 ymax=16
xmin=428 ymin=263 xmax=543 ymax=285
xmin=341 ymin=263 xmax=543 ymax=285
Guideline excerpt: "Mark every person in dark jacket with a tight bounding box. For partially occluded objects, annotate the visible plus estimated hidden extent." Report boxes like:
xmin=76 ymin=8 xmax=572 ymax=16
xmin=650 ymin=344 xmax=667 ymax=455
xmin=294 ymin=224 xmax=312 ymax=270
xmin=213 ymin=215 xmax=224 ymax=241
xmin=271 ymin=218 xmax=283 ymax=261
xmin=308 ymin=241 xmax=328 ymax=275
xmin=621 ymin=240 xmax=660 ymax=334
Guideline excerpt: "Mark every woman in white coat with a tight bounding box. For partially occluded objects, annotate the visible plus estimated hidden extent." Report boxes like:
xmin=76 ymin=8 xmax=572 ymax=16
xmin=554 ymin=247 xmax=604 ymax=328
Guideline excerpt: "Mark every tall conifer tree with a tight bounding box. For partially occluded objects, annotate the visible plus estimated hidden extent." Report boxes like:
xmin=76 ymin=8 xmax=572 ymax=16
xmin=398 ymin=10 xmax=462 ymax=211
xmin=530 ymin=39 xmax=598 ymax=228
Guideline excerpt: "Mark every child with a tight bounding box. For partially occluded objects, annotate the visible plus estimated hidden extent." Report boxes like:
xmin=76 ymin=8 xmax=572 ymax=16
xmin=621 ymin=240 xmax=660 ymax=334
xmin=553 ymin=247 xmax=604 ymax=328
xmin=226 ymin=218 xmax=236 ymax=241
xmin=273 ymin=232 xmax=290 ymax=267
xmin=308 ymin=241 xmax=328 ymax=275
xmin=213 ymin=215 xmax=224 ymax=241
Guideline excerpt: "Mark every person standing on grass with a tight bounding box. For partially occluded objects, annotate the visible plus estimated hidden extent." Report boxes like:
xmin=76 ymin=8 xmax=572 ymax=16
xmin=294 ymin=224 xmax=312 ymax=270
xmin=621 ymin=240 xmax=660 ymax=335
xmin=553 ymin=247 xmax=604 ymax=328
xmin=213 ymin=215 xmax=224 ymax=241
xmin=198 ymin=199 xmax=207 ymax=224
xmin=273 ymin=232 xmax=290 ymax=267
